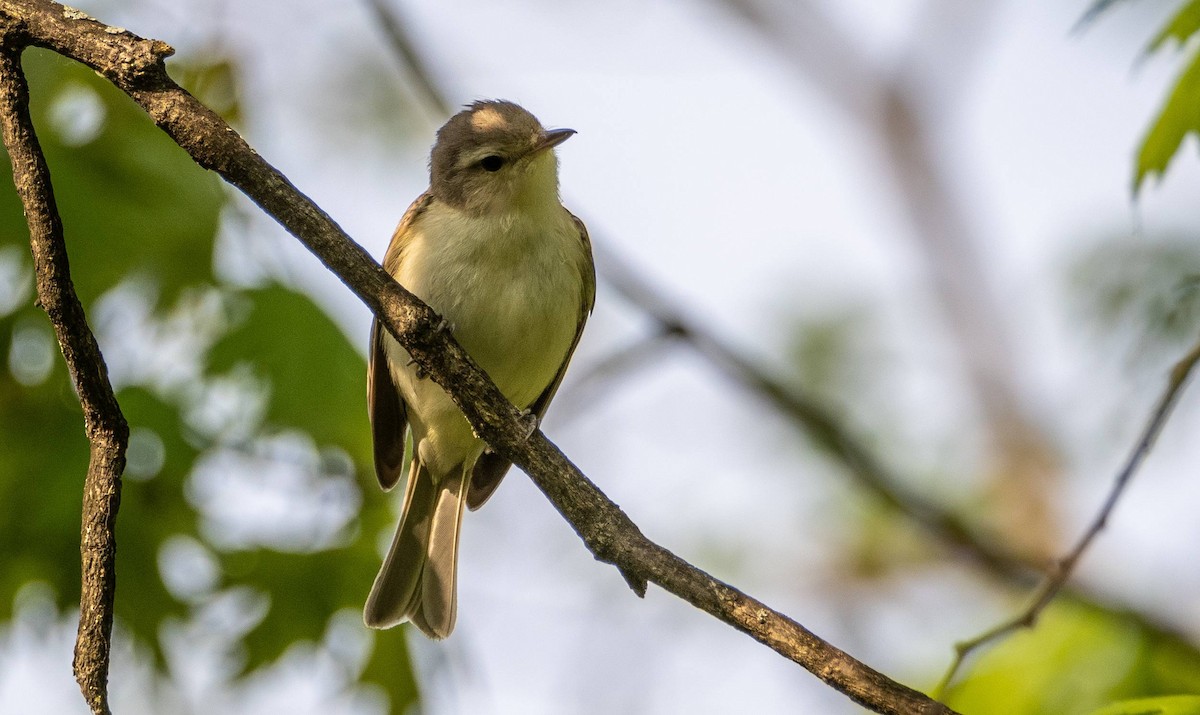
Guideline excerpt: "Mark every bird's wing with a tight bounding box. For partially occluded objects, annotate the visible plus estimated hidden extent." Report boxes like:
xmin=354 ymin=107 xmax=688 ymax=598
xmin=383 ymin=191 xmax=434 ymax=275
xmin=368 ymin=192 xmax=435 ymax=490
xmin=466 ymin=212 xmax=596 ymax=510
xmin=368 ymin=319 xmax=407 ymax=490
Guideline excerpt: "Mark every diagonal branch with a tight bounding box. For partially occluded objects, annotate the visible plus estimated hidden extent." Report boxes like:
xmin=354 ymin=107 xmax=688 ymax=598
xmin=0 ymin=26 xmax=128 ymax=715
xmin=718 ymin=0 xmax=883 ymax=119
xmin=552 ymin=326 xmax=683 ymax=424
xmin=0 ymin=1 xmax=957 ymax=713
xmin=361 ymin=0 xmax=451 ymax=118
xmin=937 ymin=335 xmax=1200 ymax=693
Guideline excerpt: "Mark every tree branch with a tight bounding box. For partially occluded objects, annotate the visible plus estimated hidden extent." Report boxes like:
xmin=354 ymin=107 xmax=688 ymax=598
xmin=937 ymin=335 xmax=1200 ymax=693
xmin=0 ymin=23 xmax=128 ymax=715
xmin=360 ymin=0 xmax=451 ymax=118
xmin=552 ymin=326 xmax=682 ymax=424
xmin=718 ymin=0 xmax=883 ymax=119
xmin=0 ymin=1 xmax=957 ymax=712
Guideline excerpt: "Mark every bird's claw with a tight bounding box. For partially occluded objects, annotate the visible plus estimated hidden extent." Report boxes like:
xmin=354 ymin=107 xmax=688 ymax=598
xmin=404 ymin=320 xmax=452 ymax=381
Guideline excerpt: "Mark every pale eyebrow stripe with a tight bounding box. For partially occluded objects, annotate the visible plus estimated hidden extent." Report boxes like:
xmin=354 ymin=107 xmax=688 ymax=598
xmin=471 ymin=106 xmax=508 ymax=131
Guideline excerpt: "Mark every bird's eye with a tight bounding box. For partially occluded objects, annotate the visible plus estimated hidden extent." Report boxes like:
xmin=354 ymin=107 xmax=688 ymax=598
xmin=479 ymin=155 xmax=504 ymax=172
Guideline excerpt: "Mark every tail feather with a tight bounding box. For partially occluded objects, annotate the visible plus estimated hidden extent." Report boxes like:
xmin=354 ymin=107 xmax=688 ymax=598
xmin=408 ymin=468 xmax=469 ymax=638
xmin=364 ymin=457 xmax=432 ymax=629
xmin=364 ymin=457 xmax=469 ymax=639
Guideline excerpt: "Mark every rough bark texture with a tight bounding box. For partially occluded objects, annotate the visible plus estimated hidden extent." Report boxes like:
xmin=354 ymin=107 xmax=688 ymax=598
xmin=0 ymin=24 xmax=127 ymax=715
xmin=0 ymin=2 xmax=958 ymax=713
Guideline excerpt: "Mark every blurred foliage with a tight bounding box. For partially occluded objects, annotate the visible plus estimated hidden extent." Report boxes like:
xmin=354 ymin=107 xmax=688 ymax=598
xmin=945 ymin=601 xmax=1200 ymax=715
xmin=0 ymin=50 xmax=417 ymax=711
xmin=1067 ymin=235 xmax=1200 ymax=361
xmin=783 ymin=305 xmax=878 ymax=409
xmin=1089 ymin=695 xmax=1200 ymax=715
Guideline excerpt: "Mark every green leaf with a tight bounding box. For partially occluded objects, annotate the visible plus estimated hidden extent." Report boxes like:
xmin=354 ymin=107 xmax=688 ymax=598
xmin=944 ymin=601 xmax=1200 ymax=715
xmin=1089 ymin=695 xmax=1200 ymax=715
xmin=0 ymin=319 xmax=89 ymax=618
xmin=202 ymin=280 xmax=420 ymax=710
xmin=230 ymin=547 xmax=373 ymax=669
xmin=1134 ymin=47 xmax=1200 ymax=193
xmin=1133 ymin=0 xmax=1200 ymax=193
xmin=206 ymin=284 xmax=369 ymax=454
xmin=1149 ymin=0 xmax=1200 ymax=52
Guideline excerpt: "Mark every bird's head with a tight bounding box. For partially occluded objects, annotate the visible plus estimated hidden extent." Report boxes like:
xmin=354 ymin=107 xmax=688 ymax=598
xmin=429 ymin=100 xmax=575 ymax=216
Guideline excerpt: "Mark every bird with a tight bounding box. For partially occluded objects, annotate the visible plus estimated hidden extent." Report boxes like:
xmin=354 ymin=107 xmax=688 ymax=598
xmin=363 ymin=100 xmax=595 ymax=638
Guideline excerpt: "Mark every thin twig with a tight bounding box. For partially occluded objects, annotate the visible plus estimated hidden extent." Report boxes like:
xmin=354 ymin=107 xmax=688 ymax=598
xmin=361 ymin=0 xmax=451 ymax=118
xmin=0 ymin=29 xmax=128 ymax=715
xmin=553 ymin=326 xmax=682 ymax=424
xmin=936 ymin=336 xmax=1200 ymax=694
xmin=0 ymin=1 xmax=958 ymax=712
xmin=718 ymin=0 xmax=883 ymax=119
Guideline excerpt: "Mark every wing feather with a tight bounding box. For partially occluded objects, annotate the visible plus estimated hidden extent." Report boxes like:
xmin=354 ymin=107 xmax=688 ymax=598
xmin=369 ymin=192 xmax=435 ymax=490
xmin=368 ymin=319 xmax=407 ymax=490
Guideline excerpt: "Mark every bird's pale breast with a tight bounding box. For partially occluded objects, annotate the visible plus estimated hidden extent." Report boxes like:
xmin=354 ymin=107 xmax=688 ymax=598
xmin=384 ymin=202 xmax=585 ymax=471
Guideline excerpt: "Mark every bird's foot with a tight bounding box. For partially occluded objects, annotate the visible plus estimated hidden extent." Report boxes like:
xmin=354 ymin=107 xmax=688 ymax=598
xmin=401 ymin=320 xmax=453 ymax=381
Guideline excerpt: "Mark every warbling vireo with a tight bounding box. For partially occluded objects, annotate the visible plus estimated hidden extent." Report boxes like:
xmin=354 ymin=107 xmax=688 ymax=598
xmin=363 ymin=100 xmax=595 ymax=638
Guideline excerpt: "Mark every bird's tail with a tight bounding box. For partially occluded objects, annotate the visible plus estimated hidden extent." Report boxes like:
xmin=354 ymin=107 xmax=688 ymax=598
xmin=364 ymin=457 xmax=469 ymax=639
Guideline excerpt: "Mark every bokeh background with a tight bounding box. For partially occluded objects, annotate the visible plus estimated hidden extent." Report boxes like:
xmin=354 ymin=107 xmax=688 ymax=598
xmin=3 ymin=0 xmax=1200 ymax=713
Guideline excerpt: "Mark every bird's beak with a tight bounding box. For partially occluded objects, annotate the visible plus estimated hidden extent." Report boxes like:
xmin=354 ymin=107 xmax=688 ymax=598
xmin=531 ymin=128 xmax=576 ymax=154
